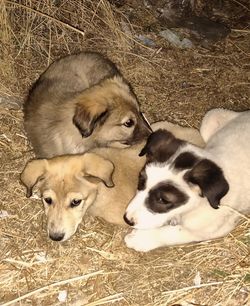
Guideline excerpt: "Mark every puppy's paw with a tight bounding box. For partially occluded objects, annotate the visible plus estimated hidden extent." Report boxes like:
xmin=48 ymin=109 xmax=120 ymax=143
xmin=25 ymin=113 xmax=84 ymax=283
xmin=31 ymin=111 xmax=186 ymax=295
xmin=124 ymin=229 xmax=158 ymax=252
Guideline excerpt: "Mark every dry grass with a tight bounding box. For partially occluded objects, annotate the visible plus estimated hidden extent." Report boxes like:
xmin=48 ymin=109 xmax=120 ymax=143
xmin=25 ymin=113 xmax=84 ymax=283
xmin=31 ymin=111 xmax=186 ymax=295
xmin=0 ymin=0 xmax=249 ymax=305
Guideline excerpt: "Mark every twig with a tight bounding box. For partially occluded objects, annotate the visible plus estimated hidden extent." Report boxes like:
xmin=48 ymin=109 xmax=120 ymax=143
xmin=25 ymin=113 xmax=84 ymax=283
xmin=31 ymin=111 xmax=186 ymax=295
xmin=227 ymin=39 xmax=250 ymax=57
xmin=230 ymin=0 xmax=250 ymax=12
xmin=162 ymin=280 xmax=236 ymax=295
xmin=1 ymin=270 xmax=104 ymax=306
xmin=232 ymin=29 xmax=250 ymax=34
xmin=5 ymin=0 xmax=85 ymax=36
xmin=84 ymin=293 xmax=124 ymax=306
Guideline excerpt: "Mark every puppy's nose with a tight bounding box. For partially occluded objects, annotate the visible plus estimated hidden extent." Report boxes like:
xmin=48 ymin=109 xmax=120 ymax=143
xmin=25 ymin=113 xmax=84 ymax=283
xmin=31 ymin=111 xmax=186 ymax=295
xmin=123 ymin=213 xmax=135 ymax=226
xmin=49 ymin=232 xmax=65 ymax=241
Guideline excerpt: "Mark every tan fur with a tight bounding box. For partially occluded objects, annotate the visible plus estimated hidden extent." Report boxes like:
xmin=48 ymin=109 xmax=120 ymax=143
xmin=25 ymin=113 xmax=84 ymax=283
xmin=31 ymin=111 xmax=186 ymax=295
xmin=21 ymin=122 xmax=204 ymax=241
xmin=24 ymin=52 xmax=151 ymax=158
xmin=21 ymin=153 xmax=115 ymax=241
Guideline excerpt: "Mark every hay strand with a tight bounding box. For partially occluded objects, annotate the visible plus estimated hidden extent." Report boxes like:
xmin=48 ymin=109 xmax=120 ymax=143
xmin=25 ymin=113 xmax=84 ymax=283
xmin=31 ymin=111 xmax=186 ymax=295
xmin=2 ymin=270 xmax=105 ymax=306
xmin=5 ymin=0 xmax=85 ymax=36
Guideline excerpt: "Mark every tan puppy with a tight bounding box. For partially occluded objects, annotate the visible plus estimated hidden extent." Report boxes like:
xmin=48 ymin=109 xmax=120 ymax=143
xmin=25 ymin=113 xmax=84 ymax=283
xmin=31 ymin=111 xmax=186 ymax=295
xmin=21 ymin=122 xmax=204 ymax=241
xmin=21 ymin=153 xmax=115 ymax=241
xmin=24 ymin=52 xmax=151 ymax=158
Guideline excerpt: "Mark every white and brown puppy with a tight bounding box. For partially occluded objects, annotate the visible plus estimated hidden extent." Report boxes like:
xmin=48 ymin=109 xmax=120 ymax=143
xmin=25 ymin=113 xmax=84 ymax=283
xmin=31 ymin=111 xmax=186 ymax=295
xmin=124 ymin=110 xmax=250 ymax=252
xmin=21 ymin=122 xmax=204 ymax=241
xmin=24 ymin=51 xmax=151 ymax=158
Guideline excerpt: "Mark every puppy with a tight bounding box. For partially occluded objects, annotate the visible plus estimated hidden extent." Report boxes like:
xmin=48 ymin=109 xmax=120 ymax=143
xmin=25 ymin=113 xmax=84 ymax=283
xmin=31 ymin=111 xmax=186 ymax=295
xmin=90 ymin=122 xmax=205 ymax=223
xmin=124 ymin=110 xmax=250 ymax=252
xmin=21 ymin=153 xmax=115 ymax=241
xmin=24 ymin=51 xmax=151 ymax=158
xmin=21 ymin=122 xmax=204 ymax=241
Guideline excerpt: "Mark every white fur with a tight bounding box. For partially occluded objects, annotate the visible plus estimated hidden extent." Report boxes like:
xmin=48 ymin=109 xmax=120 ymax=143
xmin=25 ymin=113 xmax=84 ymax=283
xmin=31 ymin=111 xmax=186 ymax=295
xmin=125 ymin=109 xmax=250 ymax=252
xmin=126 ymin=162 xmax=202 ymax=229
xmin=200 ymin=108 xmax=240 ymax=142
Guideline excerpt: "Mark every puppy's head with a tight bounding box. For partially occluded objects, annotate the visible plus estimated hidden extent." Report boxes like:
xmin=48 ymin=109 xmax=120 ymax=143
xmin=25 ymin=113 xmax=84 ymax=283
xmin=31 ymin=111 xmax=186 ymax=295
xmin=21 ymin=153 xmax=114 ymax=241
xmin=124 ymin=129 xmax=229 ymax=229
xmin=73 ymin=76 xmax=151 ymax=147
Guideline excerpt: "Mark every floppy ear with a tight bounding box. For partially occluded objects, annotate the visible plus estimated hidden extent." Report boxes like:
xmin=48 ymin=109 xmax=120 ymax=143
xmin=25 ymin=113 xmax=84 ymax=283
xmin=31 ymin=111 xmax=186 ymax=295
xmin=139 ymin=129 xmax=184 ymax=163
xmin=20 ymin=159 xmax=48 ymax=198
xmin=184 ymin=159 xmax=229 ymax=209
xmin=80 ymin=153 xmax=114 ymax=188
xmin=73 ymin=92 xmax=109 ymax=137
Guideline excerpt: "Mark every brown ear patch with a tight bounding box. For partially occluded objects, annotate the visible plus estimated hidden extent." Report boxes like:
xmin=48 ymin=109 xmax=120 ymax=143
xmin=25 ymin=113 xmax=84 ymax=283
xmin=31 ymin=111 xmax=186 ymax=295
xmin=73 ymin=92 xmax=109 ymax=137
xmin=139 ymin=129 xmax=184 ymax=163
xmin=184 ymin=159 xmax=229 ymax=209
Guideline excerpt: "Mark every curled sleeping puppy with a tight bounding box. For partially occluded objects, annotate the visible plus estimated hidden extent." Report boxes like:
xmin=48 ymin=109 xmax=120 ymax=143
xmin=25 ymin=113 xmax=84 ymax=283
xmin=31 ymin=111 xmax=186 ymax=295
xmin=124 ymin=109 xmax=250 ymax=252
xmin=21 ymin=121 xmax=204 ymax=241
xmin=23 ymin=51 xmax=151 ymax=158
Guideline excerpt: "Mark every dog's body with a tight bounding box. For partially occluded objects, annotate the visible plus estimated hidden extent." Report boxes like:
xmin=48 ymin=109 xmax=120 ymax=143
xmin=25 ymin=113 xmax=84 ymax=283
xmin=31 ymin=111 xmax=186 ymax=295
xmin=124 ymin=110 xmax=250 ymax=252
xmin=24 ymin=52 xmax=151 ymax=158
xmin=90 ymin=121 xmax=205 ymax=224
xmin=21 ymin=121 xmax=204 ymax=241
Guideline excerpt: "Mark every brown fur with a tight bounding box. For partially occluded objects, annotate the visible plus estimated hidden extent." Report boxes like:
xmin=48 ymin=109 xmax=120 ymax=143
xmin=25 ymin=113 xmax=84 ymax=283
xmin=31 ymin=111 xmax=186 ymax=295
xmin=24 ymin=52 xmax=151 ymax=158
xmin=21 ymin=122 xmax=205 ymax=241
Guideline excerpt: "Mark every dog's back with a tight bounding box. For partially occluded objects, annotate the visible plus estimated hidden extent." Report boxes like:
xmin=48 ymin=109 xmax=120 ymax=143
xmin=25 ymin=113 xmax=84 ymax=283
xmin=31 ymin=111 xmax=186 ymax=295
xmin=25 ymin=52 xmax=118 ymax=111
xmin=24 ymin=52 xmax=120 ymax=157
xmin=206 ymin=111 xmax=250 ymax=213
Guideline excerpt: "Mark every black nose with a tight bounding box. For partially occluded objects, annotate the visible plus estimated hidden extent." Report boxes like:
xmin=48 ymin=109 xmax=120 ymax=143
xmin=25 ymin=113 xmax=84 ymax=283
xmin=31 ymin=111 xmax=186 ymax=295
xmin=123 ymin=213 xmax=135 ymax=226
xmin=49 ymin=232 xmax=65 ymax=241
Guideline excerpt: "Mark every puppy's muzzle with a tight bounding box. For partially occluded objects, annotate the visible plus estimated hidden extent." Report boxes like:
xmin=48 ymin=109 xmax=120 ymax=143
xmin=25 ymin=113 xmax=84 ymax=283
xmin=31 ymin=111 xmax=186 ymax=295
xmin=123 ymin=213 xmax=135 ymax=226
xmin=49 ymin=232 xmax=65 ymax=241
xmin=126 ymin=117 xmax=152 ymax=145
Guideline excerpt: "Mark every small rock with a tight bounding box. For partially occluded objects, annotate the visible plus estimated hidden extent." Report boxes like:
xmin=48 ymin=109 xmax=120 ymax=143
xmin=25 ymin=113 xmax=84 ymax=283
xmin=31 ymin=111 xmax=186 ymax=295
xmin=0 ymin=96 xmax=22 ymax=110
xmin=159 ymin=29 xmax=193 ymax=48
xmin=136 ymin=34 xmax=156 ymax=47
xmin=58 ymin=290 xmax=67 ymax=302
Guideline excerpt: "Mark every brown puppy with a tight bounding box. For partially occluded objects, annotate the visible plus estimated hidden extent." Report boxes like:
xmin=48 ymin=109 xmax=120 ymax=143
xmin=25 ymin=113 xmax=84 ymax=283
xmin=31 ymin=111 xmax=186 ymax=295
xmin=21 ymin=122 xmax=204 ymax=241
xmin=24 ymin=52 xmax=151 ymax=158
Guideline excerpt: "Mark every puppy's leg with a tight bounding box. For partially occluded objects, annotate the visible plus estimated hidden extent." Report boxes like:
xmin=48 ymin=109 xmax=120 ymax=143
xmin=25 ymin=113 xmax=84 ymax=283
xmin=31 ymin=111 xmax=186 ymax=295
xmin=125 ymin=212 xmax=239 ymax=252
xmin=125 ymin=226 xmax=203 ymax=252
xmin=200 ymin=109 xmax=240 ymax=142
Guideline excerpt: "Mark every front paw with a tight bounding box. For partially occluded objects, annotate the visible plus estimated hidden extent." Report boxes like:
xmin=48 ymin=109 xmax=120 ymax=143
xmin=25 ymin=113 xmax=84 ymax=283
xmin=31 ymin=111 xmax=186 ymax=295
xmin=124 ymin=229 xmax=158 ymax=252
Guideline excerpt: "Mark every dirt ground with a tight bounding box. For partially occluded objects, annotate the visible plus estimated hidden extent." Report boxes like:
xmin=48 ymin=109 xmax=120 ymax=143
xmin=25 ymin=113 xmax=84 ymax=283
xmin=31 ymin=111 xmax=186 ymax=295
xmin=0 ymin=0 xmax=249 ymax=305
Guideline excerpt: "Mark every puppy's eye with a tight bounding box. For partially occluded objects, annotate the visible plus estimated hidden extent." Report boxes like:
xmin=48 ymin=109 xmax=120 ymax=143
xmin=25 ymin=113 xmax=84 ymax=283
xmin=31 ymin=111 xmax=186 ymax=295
xmin=44 ymin=197 xmax=53 ymax=205
xmin=158 ymin=197 xmax=168 ymax=204
xmin=123 ymin=119 xmax=134 ymax=128
xmin=70 ymin=199 xmax=82 ymax=208
xmin=158 ymin=197 xmax=174 ymax=209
